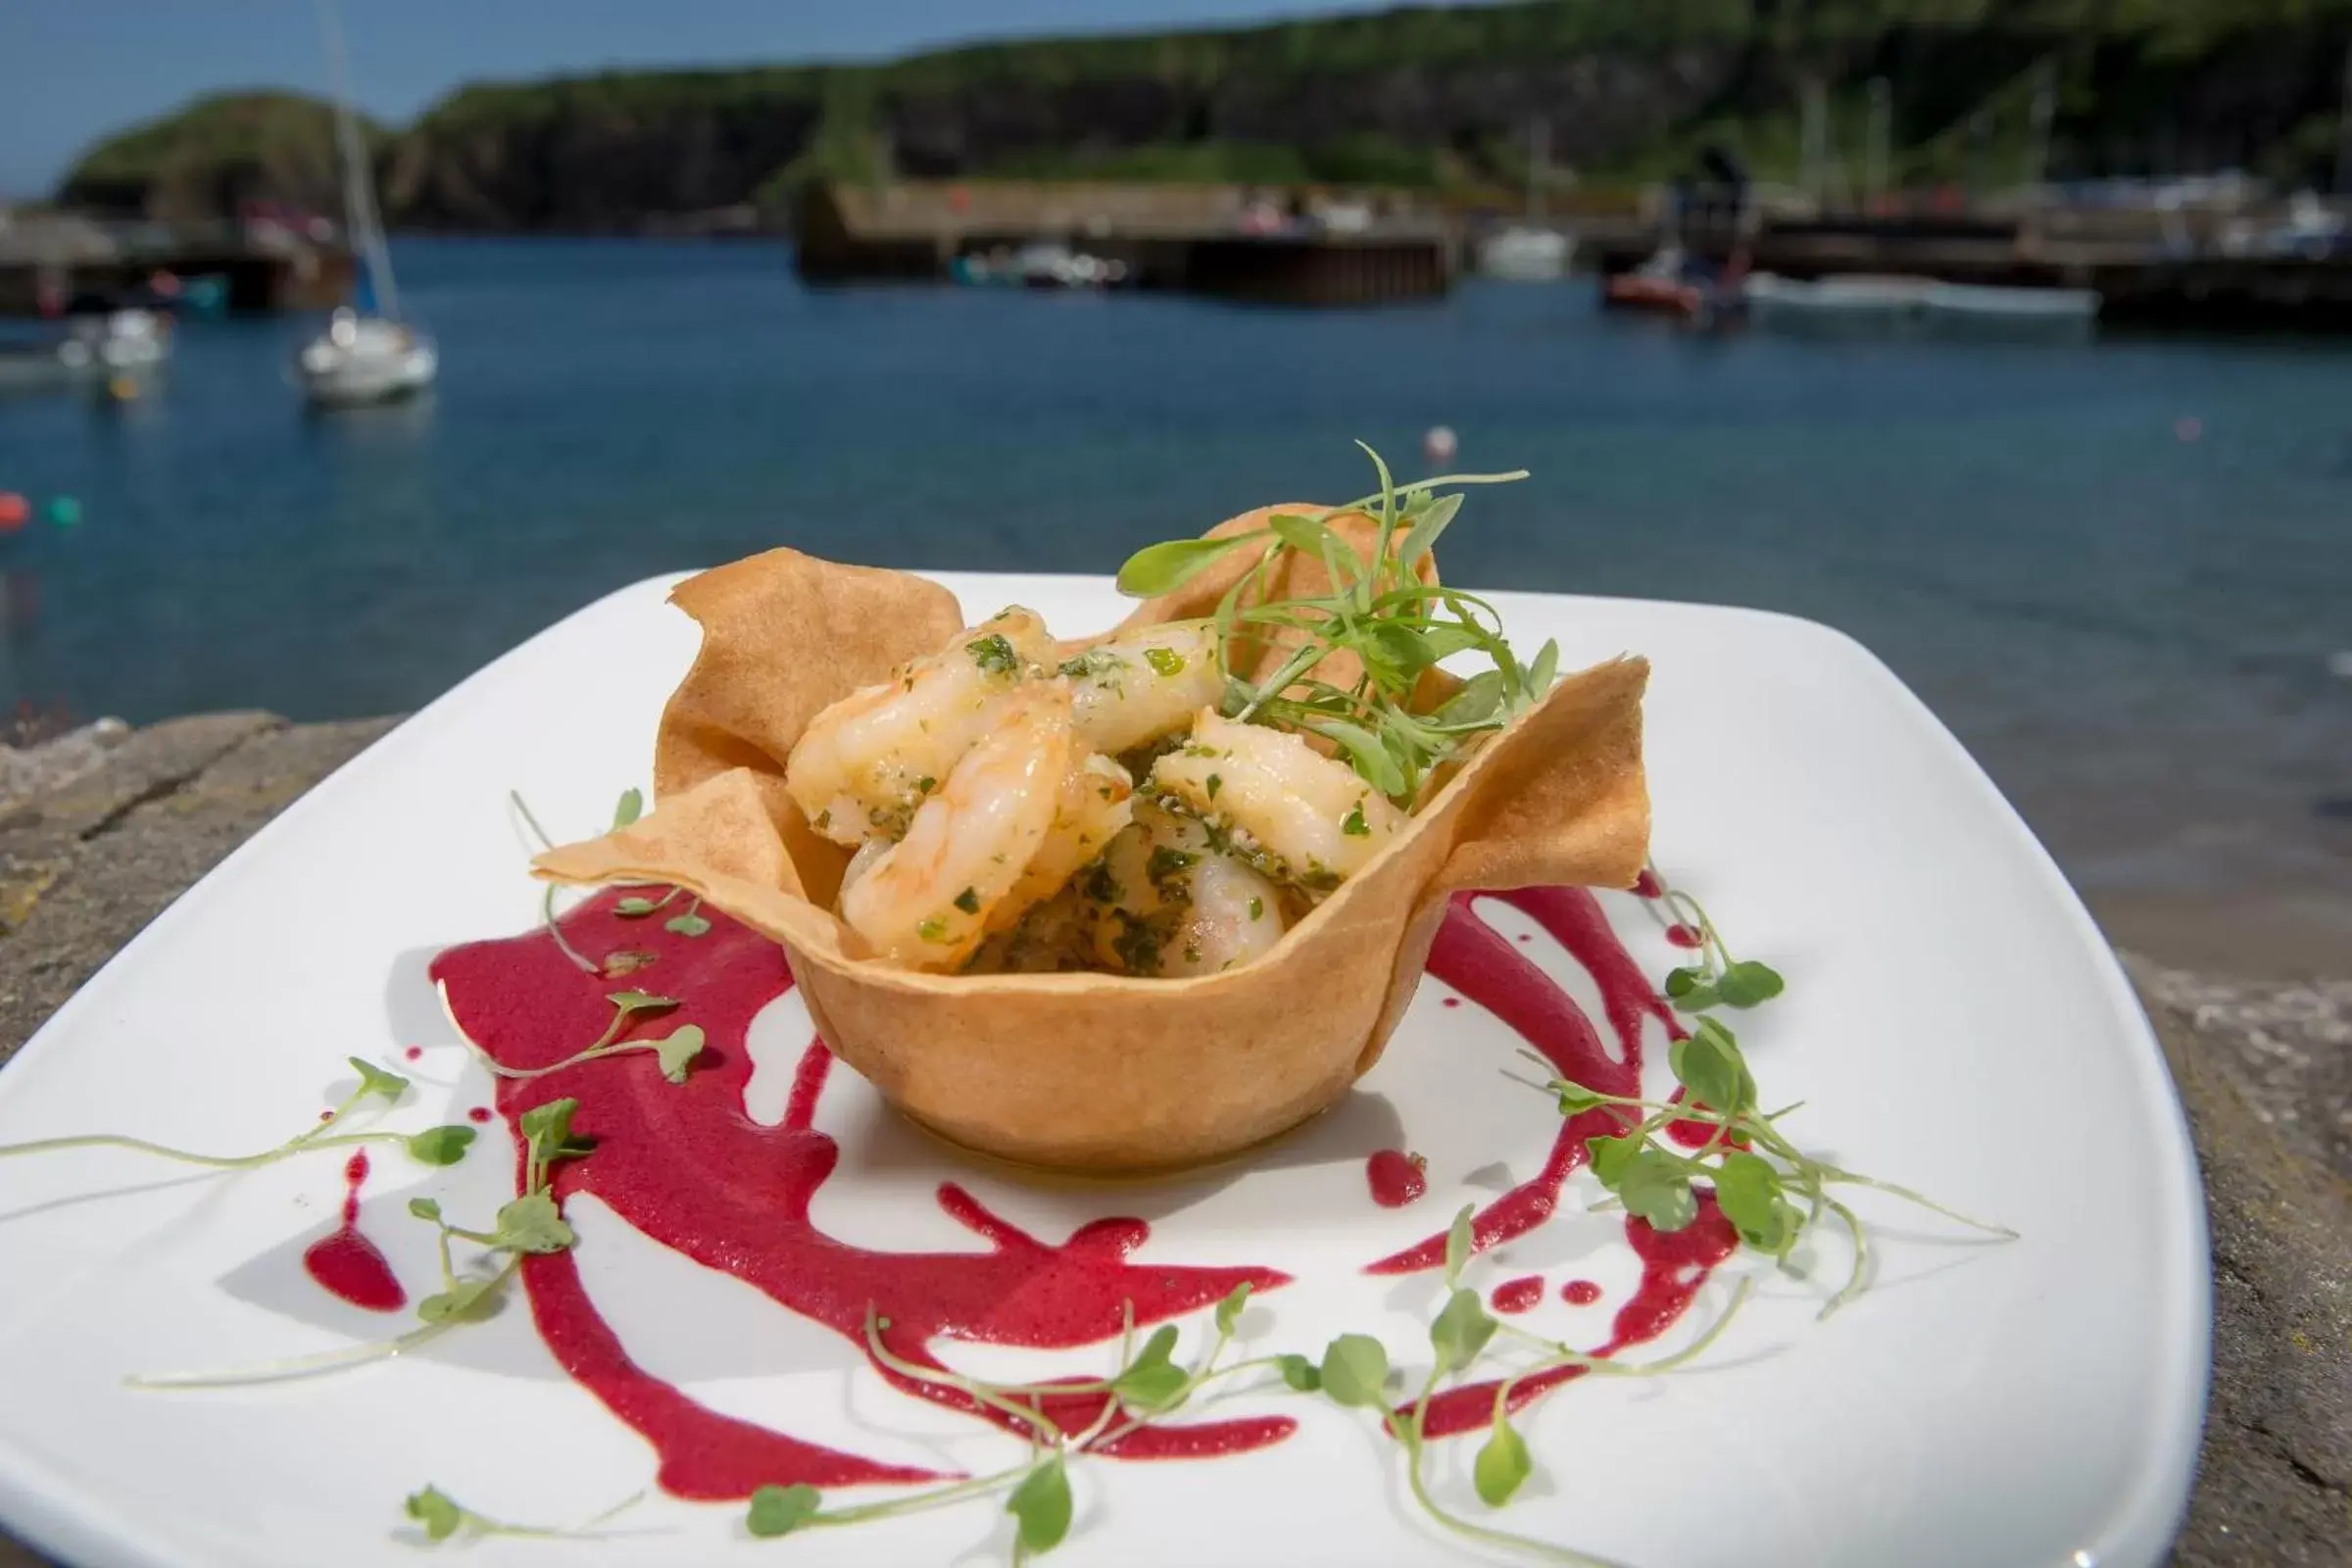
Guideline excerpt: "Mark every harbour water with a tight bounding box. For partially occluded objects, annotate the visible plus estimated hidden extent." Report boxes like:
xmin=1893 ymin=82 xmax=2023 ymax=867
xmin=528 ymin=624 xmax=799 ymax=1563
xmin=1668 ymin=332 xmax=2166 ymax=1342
xmin=0 ymin=237 xmax=2345 ymax=929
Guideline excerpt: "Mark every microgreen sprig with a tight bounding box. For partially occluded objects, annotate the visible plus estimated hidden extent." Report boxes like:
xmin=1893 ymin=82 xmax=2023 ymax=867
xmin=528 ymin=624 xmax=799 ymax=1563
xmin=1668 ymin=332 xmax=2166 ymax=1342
xmin=1641 ymin=860 xmax=1784 ymax=1011
xmin=1546 ymin=875 xmax=2010 ymax=1316
xmin=513 ymin=788 xmax=695 ymax=975
xmin=1293 ymin=1202 xmax=1754 ymax=1566
xmin=745 ymin=1286 xmax=1275 ymax=1556
xmin=1554 ymin=1023 xmax=2014 ymax=1317
xmin=438 ymin=981 xmax=704 ymax=1086
xmin=403 ymin=1483 xmax=644 ymax=1544
xmin=0 ymin=1058 xmax=475 ymax=1172
xmin=126 ymin=1099 xmax=592 ymax=1391
xmin=1115 ymin=445 xmax=1556 ymax=806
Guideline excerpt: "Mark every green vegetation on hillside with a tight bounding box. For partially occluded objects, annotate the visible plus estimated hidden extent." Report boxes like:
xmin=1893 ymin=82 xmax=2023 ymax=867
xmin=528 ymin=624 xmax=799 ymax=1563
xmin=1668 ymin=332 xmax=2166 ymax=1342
xmin=60 ymin=90 xmax=383 ymax=218
xmin=54 ymin=0 xmax=2352 ymax=224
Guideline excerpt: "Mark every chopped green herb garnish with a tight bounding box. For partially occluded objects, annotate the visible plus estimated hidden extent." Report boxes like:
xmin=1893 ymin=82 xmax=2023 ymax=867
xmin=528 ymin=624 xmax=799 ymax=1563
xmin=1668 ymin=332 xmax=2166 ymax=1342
xmin=1146 ymin=846 xmax=1197 ymax=884
xmin=1341 ymin=802 xmax=1370 ymax=837
xmin=1110 ymin=910 xmax=1164 ymax=974
xmin=966 ymin=633 xmax=1019 ymax=674
xmin=1204 ymin=772 xmax=1222 ymax=800
xmin=916 ymin=916 xmax=950 ymax=943
xmin=1247 ymin=896 xmax=1263 ymax=921
xmin=954 ymin=886 xmax=981 ymax=914
xmin=1143 ymin=646 xmax=1186 ymax=677
xmin=1058 ymin=649 xmax=1126 ymax=681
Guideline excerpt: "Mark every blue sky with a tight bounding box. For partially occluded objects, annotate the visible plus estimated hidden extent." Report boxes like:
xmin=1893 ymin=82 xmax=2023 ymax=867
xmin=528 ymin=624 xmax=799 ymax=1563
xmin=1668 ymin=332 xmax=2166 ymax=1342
xmin=2 ymin=0 xmax=1454 ymax=198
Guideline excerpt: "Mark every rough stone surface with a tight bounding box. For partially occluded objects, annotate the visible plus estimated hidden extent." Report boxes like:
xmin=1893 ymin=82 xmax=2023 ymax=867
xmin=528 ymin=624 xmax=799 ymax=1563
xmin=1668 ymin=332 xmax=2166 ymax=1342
xmin=0 ymin=714 xmax=397 ymax=1076
xmin=0 ymin=717 xmax=2346 ymax=1566
xmin=0 ymin=720 xmax=131 ymax=812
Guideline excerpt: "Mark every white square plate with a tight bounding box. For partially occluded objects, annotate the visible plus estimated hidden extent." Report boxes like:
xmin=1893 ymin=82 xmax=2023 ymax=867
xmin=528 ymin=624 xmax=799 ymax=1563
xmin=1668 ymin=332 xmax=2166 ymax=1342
xmin=0 ymin=573 xmax=2206 ymax=1568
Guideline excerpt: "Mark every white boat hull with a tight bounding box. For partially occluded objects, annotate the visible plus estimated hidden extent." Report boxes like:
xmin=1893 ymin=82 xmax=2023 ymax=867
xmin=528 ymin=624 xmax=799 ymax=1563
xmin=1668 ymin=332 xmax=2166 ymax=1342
xmin=297 ymin=330 xmax=436 ymax=407
xmin=1742 ymin=272 xmax=2099 ymax=334
xmin=1478 ymin=226 xmax=1575 ymax=280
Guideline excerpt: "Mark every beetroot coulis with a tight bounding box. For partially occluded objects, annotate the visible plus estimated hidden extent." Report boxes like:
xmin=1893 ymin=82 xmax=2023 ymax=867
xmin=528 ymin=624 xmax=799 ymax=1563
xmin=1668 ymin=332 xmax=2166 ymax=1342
xmin=300 ymin=1149 xmax=406 ymax=1312
xmin=1489 ymin=1275 xmax=1544 ymax=1314
xmin=431 ymin=892 xmax=1293 ymax=1497
xmin=1365 ymin=1149 xmax=1428 ymax=1207
xmin=422 ymin=881 xmax=1736 ymax=1499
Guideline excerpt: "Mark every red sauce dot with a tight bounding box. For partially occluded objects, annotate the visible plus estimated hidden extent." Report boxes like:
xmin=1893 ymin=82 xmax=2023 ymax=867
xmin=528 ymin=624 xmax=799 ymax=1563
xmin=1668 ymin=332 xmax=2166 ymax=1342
xmin=1516 ymin=932 xmax=1533 ymax=944
xmin=403 ymin=1046 xmax=423 ymax=1061
xmin=318 ymin=1108 xmax=334 ymax=1122
xmin=467 ymin=1106 xmax=493 ymax=1123
xmin=1633 ymin=869 xmax=1662 ymax=899
xmin=1665 ymin=924 xmax=1703 ymax=949
xmin=1562 ymin=1279 xmax=1602 ymax=1306
xmin=1365 ymin=1149 xmax=1427 ymax=1208
xmin=1490 ymin=1276 xmax=1544 ymax=1314
xmin=1441 ymin=996 xmax=1461 ymax=1008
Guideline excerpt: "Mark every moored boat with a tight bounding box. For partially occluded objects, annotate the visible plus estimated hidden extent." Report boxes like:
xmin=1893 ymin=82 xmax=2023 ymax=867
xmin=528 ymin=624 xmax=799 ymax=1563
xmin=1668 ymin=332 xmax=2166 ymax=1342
xmin=1741 ymin=271 xmax=2099 ymax=334
xmin=293 ymin=0 xmax=436 ymax=409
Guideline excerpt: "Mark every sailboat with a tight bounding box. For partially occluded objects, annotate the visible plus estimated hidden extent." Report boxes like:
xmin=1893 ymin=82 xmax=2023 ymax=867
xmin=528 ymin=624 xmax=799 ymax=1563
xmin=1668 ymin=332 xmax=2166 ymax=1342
xmin=294 ymin=0 xmax=434 ymax=408
xmin=1477 ymin=119 xmax=1575 ymax=280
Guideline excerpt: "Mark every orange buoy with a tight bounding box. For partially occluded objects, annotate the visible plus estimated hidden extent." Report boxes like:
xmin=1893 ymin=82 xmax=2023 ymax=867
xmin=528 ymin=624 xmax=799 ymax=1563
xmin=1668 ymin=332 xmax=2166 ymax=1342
xmin=0 ymin=494 xmax=27 ymax=532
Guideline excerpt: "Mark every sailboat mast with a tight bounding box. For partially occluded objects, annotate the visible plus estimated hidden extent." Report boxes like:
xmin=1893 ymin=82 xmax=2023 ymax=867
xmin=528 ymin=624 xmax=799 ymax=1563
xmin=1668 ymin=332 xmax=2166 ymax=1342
xmin=318 ymin=0 xmax=399 ymax=320
xmin=1528 ymin=117 xmax=1548 ymax=220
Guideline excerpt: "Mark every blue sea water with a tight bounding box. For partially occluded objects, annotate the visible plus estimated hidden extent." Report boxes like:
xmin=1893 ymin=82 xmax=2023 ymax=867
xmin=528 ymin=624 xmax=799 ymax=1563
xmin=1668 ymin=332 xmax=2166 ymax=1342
xmin=0 ymin=236 xmax=2346 ymax=900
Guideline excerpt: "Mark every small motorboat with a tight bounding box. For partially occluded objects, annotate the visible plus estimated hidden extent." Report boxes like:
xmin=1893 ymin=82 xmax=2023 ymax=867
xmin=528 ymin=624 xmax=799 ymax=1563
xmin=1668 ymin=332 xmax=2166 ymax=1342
xmin=1013 ymin=241 xmax=1126 ymax=289
xmin=1478 ymin=225 xmax=1575 ymax=281
xmin=1602 ymin=245 xmax=1734 ymax=321
xmin=296 ymin=307 xmax=437 ymax=406
xmin=952 ymin=242 xmax=1127 ymax=289
xmin=1741 ymin=272 xmax=2098 ymax=335
xmin=0 ymin=310 xmax=172 ymax=396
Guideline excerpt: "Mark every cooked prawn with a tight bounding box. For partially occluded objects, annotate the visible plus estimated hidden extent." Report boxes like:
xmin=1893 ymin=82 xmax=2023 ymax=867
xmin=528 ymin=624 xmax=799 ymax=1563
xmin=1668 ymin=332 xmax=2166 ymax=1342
xmin=1149 ymin=710 xmax=1405 ymax=889
xmin=1087 ymin=804 xmax=1288 ymax=978
xmin=786 ymin=607 xmax=1055 ymax=846
xmin=1001 ymin=751 xmax=1133 ymax=926
xmin=840 ymin=685 xmax=1075 ymax=969
xmin=1060 ymin=621 xmax=1225 ymax=758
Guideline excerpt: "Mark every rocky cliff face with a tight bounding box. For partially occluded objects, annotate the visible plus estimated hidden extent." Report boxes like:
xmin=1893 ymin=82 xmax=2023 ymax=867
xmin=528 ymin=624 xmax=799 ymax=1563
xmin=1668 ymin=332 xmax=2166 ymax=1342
xmin=383 ymin=93 xmax=825 ymax=230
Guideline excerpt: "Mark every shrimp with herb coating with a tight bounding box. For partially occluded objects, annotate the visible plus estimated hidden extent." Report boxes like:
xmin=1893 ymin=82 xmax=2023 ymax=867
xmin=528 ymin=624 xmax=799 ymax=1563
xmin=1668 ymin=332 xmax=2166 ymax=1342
xmin=786 ymin=607 xmax=1054 ymax=845
xmin=1059 ymin=621 xmax=1226 ymax=757
xmin=839 ymin=685 xmax=1076 ymax=970
xmin=1087 ymin=804 xmax=1288 ymax=978
xmin=1149 ymin=710 xmax=1405 ymax=890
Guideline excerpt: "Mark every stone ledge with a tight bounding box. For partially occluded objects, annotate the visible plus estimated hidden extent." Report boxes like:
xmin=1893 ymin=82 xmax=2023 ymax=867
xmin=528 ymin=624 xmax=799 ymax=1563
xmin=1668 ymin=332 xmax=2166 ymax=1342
xmin=0 ymin=717 xmax=2344 ymax=1565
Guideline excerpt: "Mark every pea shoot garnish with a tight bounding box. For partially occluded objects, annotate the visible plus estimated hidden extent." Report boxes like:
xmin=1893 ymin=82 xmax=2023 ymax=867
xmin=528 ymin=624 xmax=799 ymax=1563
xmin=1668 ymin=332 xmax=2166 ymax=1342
xmin=0 ymin=1057 xmax=475 ymax=1172
xmin=440 ymin=981 xmax=705 ymax=1086
xmin=1550 ymin=1011 xmax=2015 ymax=1316
xmin=743 ymin=1288 xmax=1274 ymax=1553
xmin=1639 ymin=860 xmax=1785 ymax=1011
xmin=403 ymin=1483 xmax=644 ymax=1544
xmin=1288 ymin=1204 xmax=1753 ymax=1566
xmin=512 ymin=789 xmax=708 ymax=976
xmin=126 ymin=1097 xmax=594 ymax=1391
xmin=1536 ymin=866 xmax=2013 ymax=1316
xmin=1114 ymin=444 xmax=1556 ymax=807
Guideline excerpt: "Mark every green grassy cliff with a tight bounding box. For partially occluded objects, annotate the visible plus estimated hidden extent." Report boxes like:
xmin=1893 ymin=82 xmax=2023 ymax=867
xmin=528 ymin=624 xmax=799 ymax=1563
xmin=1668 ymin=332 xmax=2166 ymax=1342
xmin=55 ymin=0 xmax=2352 ymax=228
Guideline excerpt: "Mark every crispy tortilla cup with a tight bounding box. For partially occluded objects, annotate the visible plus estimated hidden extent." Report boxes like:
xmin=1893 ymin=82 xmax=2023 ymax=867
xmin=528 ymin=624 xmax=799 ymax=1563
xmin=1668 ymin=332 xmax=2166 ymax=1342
xmin=536 ymin=513 xmax=1649 ymax=1173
